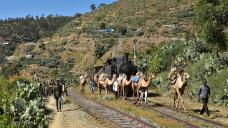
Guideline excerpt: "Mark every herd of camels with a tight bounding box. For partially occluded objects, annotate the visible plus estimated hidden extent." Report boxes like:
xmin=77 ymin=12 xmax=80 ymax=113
xmin=80 ymin=67 xmax=190 ymax=110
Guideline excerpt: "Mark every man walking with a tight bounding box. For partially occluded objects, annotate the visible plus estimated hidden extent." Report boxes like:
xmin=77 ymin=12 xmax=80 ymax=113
xmin=54 ymin=80 xmax=63 ymax=112
xmin=198 ymin=79 xmax=211 ymax=117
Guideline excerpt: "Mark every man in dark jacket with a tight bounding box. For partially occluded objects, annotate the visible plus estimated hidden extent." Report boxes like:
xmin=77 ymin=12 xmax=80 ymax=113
xmin=54 ymin=80 xmax=63 ymax=112
xmin=198 ymin=79 xmax=211 ymax=117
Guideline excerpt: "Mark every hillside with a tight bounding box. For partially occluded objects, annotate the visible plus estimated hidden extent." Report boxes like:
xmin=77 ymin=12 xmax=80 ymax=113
xmin=24 ymin=0 xmax=194 ymax=75
xmin=1 ymin=1 xmax=228 ymax=127
xmin=0 ymin=15 xmax=74 ymax=65
xmin=1 ymin=0 xmax=227 ymax=104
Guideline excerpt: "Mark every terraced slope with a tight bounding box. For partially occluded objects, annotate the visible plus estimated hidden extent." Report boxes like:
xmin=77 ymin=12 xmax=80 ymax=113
xmin=27 ymin=0 xmax=194 ymax=76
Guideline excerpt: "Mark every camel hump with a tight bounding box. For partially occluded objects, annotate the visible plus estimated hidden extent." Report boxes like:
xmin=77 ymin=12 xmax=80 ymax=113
xmin=98 ymin=73 xmax=109 ymax=81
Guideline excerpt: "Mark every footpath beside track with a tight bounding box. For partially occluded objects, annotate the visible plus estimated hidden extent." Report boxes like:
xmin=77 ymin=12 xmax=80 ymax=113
xmin=127 ymin=98 xmax=227 ymax=128
xmin=68 ymin=88 xmax=158 ymax=128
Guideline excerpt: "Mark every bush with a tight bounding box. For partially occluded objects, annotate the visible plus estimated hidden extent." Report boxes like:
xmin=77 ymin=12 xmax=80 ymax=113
xmin=207 ymin=68 xmax=228 ymax=105
xmin=13 ymin=80 xmax=48 ymax=128
xmin=95 ymin=38 xmax=116 ymax=58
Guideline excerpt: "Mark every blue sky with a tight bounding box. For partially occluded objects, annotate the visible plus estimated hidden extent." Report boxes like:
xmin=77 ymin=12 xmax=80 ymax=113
xmin=0 ymin=0 xmax=117 ymax=19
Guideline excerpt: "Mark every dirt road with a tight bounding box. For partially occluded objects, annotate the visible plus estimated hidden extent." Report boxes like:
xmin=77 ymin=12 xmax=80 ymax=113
xmin=46 ymin=96 xmax=110 ymax=128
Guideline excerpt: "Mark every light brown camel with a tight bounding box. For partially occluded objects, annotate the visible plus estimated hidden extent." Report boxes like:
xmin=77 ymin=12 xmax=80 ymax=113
xmin=120 ymin=75 xmax=133 ymax=99
xmin=80 ymin=74 xmax=88 ymax=94
xmin=169 ymin=69 xmax=190 ymax=111
xmin=132 ymin=74 xmax=155 ymax=99
xmin=113 ymin=74 xmax=126 ymax=98
xmin=97 ymin=73 xmax=116 ymax=97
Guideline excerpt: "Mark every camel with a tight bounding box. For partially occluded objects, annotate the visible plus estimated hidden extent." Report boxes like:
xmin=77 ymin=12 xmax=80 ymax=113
xmin=113 ymin=74 xmax=126 ymax=98
xmin=97 ymin=73 xmax=116 ymax=97
xmin=119 ymin=75 xmax=133 ymax=99
xmin=132 ymin=74 xmax=155 ymax=100
xmin=169 ymin=68 xmax=190 ymax=111
xmin=80 ymin=75 xmax=88 ymax=94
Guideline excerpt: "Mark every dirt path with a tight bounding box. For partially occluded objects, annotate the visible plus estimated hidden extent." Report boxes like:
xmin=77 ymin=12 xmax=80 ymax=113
xmin=46 ymin=96 xmax=110 ymax=128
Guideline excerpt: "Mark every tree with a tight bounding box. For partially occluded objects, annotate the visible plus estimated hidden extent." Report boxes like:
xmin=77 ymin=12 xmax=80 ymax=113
xmin=74 ymin=13 xmax=82 ymax=17
xmin=100 ymin=22 xmax=106 ymax=29
xmin=194 ymin=0 xmax=228 ymax=50
xmin=98 ymin=3 xmax=106 ymax=9
xmin=90 ymin=4 xmax=96 ymax=11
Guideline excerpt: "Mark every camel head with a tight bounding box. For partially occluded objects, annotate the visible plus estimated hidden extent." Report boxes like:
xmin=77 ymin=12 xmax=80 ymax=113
xmin=181 ymin=72 xmax=190 ymax=81
xmin=112 ymin=74 xmax=117 ymax=78
xmin=148 ymin=74 xmax=156 ymax=79
xmin=84 ymin=74 xmax=88 ymax=78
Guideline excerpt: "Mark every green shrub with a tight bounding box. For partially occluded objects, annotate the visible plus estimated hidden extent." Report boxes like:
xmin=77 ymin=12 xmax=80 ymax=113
xmin=95 ymin=14 xmax=105 ymax=22
xmin=207 ymin=68 xmax=228 ymax=105
xmin=95 ymin=38 xmax=116 ymax=58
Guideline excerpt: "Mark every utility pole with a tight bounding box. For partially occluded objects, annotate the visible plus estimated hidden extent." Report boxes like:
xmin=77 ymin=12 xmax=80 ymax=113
xmin=133 ymin=39 xmax=138 ymax=65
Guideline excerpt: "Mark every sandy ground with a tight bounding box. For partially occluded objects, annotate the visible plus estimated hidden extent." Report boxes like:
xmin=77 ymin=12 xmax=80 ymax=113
xmin=46 ymin=96 xmax=110 ymax=128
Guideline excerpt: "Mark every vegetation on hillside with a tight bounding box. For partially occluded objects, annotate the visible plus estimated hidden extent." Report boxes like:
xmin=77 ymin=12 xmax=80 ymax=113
xmin=0 ymin=15 xmax=75 ymax=64
xmin=194 ymin=0 xmax=228 ymax=50
xmin=136 ymin=38 xmax=227 ymax=105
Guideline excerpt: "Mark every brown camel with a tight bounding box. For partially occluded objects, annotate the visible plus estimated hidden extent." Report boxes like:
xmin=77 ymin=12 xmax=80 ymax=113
xmin=169 ymin=69 xmax=190 ymax=111
xmin=80 ymin=75 xmax=88 ymax=94
xmin=132 ymin=74 xmax=155 ymax=100
xmin=120 ymin=75 xmax=133 ymax=99
xmin=97 ymin=73 xmax=116 ymax=97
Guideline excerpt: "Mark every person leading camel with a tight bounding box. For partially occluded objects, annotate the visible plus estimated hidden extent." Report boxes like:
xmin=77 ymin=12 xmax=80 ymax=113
xmin=198 ymin=79 xmax=211 ymax=117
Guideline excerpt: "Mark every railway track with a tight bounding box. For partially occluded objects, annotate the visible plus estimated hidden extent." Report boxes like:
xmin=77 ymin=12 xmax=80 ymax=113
xmin=68 ymin=89 xmax=158 ymax=128
xmin=126 ymin=98 xmax=227 ymax=128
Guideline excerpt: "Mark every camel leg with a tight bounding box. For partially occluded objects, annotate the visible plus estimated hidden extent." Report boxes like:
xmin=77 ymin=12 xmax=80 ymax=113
xmin=105 ymin=86 xmax=108 ymax=95
xmin=176 ymin=96 xmax=180 ymax=110
xmin=145 ymin=90 xmax=148 ymax=102
xmin=98 ymin=83 xmax=102 ymax=98
xmin=139 ymin=91 xmax=144 ymax=104
xmin=145 ymin=90 xmax=148 ymax=108
xmin=176 ymin=89 xmax=185 ymax=111
xmin=80 ymin=84 xmax=83 ymax=94
xmin=132 ymin=83 xmax=135 ymax=98
xmin=123 ymin=86 xmax=125 ymax=100
xmin=117 ymin=84 xmax=119 ymax=97
xmin=173 ymin=92 xmax=178 ymax=108
xmin=136 ymin=90 xmax=140 ymax=101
